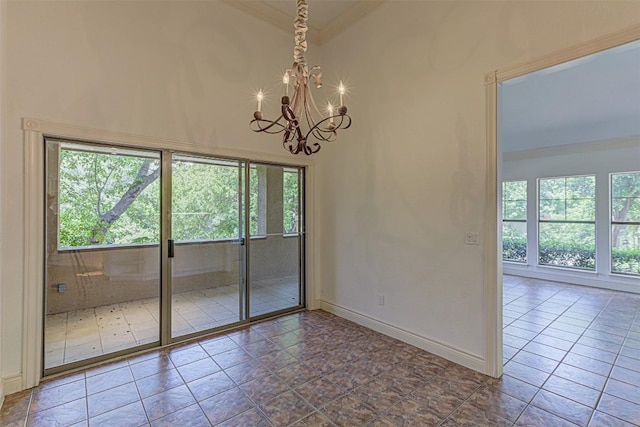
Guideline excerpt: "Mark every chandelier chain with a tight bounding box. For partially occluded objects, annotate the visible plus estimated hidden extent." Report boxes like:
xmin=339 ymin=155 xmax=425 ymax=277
xmin=293 ymin=0 xmax=308 ymax=64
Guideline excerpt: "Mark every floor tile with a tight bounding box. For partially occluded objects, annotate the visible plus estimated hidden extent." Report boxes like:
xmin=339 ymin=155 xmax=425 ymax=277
xmin=320 ymin=395 xmax=378 ymax=427
xmin=141 ymin=384 xmax=196 ymax=421
xmin=27 ymin=397 xmax=87 ymax=427
xmin=88 ymin=381 xmax=140 ymax=418
xmin=383 ymin=398 xmax=441 ymax=427
xmin=186 ymin=370 xmax=235 ymax=402
xmin=542 ymin=375 xmax=602 ymax=408
xmin=531 ymin=389 xmax=594 ymax=426
xmin=135 ymin=368 xmax=185 ymax=399
xmin=465 ymin=384 xmax=527 ymax=422
xmin=149 ymin=403 xmax=210 ymax=427
xmin=448 ymin=400 xmax=512 ymax=426
xmin=597 ymin=393 xmax=640 ymax=425
xmin=515 ymin=403 xmax=580 ymax=426
xmin=239 ymin=373 xmax=290 ymax=405
xmin=88 ymin=400 xmax=148 ymax=427
xmin=199 ymin=387 xmax=255 ymax=425
xmin=260 ymin=390 xmax=315 ymax=427
xmin=217 ymin=407 xmax=273 ymax=427
xmin=294 ymin=377 xmax=345 ymax=409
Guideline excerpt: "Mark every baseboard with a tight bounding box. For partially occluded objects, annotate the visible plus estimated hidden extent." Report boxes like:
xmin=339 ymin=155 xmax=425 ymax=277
xmin=1 ymin=374 xmax=23 ymax=397
xmin=504 ymin=265 xmax=640 ymax=294
xmin=319 ymin=300 xmax=486 ymax=374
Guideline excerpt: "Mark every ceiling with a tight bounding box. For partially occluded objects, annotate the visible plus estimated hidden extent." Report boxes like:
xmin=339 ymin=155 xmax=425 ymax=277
xmin=223 ymin=0 xmax=383 ymax=45
xmin=227 ymin=1 xmax=639 ymax=153
xmin=501 ymin=39 xmax=640 ymax=153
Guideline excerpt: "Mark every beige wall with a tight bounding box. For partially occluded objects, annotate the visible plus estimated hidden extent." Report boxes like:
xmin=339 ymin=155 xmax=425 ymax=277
xmin=315 ymin=1 xmax=640 ymax=364
xmin=2 ymin=0 xmax=305 ymax=382
xmin=0 ymin=0 xmax=5 ymax=403
xmin=2 ymin=0 xmax=640 ymax=385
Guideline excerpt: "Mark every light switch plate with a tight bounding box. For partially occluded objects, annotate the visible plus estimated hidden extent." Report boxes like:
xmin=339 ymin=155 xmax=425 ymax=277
xmin=465 ymin=232 xmax=479 ymax=245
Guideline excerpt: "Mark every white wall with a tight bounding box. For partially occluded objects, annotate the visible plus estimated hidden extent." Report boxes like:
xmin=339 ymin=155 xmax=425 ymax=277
xmin=503 ymin=139 xmax=640 ymax=293
xmin=2 ymin=1 xmax=307 ymax=387
xmin=0 ymin=0 xmax=5 ymax=405
xmin=2 ymin=0 xmax=640 ymax=387
xmin=315 ymin=1 xmax=640 ymax=372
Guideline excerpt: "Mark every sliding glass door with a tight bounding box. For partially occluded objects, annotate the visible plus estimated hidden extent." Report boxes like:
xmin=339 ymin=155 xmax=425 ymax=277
xmin=170 ymin=155 xmax=246 ymax=340
xmin=249 ymin=164 xmax=304 ymax=318
xmin=44 ymin=141 xmax=304 ymax=374
xmin=44 ymin=140 xmax=162 ymax=371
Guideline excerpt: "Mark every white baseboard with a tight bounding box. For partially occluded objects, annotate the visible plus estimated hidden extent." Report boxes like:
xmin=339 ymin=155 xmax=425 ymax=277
xmin=2 ymin=374 xmax=24 ymax=397
xmin=318 ymin=300 xmax=486 ymax=374
xmin=504 ymin=265 xmax=640 ymax=294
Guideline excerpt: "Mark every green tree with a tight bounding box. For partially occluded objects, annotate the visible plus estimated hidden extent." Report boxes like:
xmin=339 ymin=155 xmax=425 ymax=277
xmin=59 ymin=150 xmax=160 ymax=247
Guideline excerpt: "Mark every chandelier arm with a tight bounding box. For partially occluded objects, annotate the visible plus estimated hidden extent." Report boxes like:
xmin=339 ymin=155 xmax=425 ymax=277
xmin=250 ymin=116 xmax=287 ymax=134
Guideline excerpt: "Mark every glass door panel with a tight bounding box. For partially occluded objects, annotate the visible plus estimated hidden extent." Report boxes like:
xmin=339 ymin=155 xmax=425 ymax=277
xmin=249 ymin=164 xmax=304 ymax=318
xmin=44 ymin=139 xmax=161 ymax=372
xmin=170 ymin=155 xmax=246 ymax=339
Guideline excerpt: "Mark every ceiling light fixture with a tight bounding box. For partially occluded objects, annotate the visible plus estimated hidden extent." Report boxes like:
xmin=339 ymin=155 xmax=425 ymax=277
xmin=250 ymin=0 xmax=351 ymax=155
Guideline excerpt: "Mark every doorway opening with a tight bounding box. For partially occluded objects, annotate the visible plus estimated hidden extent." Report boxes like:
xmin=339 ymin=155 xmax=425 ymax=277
xmin=494 ymin=33 xmax=640 ymax=376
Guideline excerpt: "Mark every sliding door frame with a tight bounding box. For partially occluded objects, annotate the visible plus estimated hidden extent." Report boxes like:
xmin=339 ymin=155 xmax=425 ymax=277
xmin=22 ymin=118 xmax=315 ymax=388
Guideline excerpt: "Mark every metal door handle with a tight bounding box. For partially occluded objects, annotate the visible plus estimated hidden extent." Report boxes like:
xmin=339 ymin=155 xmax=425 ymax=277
xmin=168 ymin=240 xmax=175 ymax=258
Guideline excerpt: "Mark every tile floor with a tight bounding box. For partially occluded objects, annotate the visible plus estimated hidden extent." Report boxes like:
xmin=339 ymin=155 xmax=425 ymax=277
xmin=45 ymin=276 xmax=299 ymax=369
xmin=0 ymin=275 xmax=637 ymax=426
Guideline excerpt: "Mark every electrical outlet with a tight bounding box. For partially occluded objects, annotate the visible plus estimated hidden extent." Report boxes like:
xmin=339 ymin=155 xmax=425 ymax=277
xmin=377 ymin=294 xmax=385 ymax=306
xmin=465 ymin=232 xmax=479 ymax=245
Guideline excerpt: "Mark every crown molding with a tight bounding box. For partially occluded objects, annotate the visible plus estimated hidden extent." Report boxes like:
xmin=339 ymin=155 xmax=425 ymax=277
xmin=222 ymin=0 xmax=384 ymax=45
xmin=503 ymin=135 xmax=640 ymax=161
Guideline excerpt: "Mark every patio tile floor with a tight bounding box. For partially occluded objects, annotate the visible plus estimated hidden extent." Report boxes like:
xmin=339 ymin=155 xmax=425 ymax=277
xmin=45 ymin=276 xmax=299 ymax=369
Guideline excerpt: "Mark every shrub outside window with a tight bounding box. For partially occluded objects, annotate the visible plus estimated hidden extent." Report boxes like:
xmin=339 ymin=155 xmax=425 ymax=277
xmin=502 ymin=180 xmax=527 ymax=262
xmin=538 ymin=175 xmax=596 ymax=270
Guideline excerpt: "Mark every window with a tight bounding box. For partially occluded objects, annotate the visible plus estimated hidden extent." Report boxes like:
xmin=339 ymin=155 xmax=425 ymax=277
xmin=172 ymin=156 xmax=242 ymax=241
xmin=538 ymin=175 xmax=596 ymax=270
xmin=55 ymin=141 xmax=160 ymax=249
xmin=611 ymin=172 xmax=640 ymax=275
xmin=283 ymin=168 xmax=300 ymax=234
xmin=502 ymin=180 xmax=527 ymax=262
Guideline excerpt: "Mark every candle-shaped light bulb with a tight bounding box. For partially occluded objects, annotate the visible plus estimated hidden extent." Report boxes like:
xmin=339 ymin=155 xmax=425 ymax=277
xmin=338 ymin=81 xmax=345 ymax=106
xmin=256 ymin=90 xmax=264 ymax=112
xmin=328 ymin=103 xmax=334 ymax=124
xmin=283 ymin=72 xmax=290 ymax=96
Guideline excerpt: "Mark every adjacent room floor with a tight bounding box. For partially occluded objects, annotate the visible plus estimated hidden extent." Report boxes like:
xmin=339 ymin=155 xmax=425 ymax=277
xmin=1 ymin=275 xmax=639 ymax=426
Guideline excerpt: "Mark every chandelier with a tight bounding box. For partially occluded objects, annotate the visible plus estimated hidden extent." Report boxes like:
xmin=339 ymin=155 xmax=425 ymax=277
xmin=250 ymin=0 xmax=352 ymax=155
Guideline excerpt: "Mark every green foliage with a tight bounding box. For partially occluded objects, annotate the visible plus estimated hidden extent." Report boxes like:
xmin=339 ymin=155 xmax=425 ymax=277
xmin=171 ymin=160 xmax=240 ymax=241
xmin=58 ymin=149 xmax=160 ymax=247
xmin=612 ymin=248 xmax=640 ymax=275
xmin=539 ymin=176 xmax=595 ymax=221
xmin=538 ymin=240 xmax=595 ymax=270
xmin=502 ymin=181 xmax=527 ymax=220
xmin=283 ymin=171 xmax=299 ymax=234
xmin=502 ymin=237 xmax=526 ymax=262
xmin=57 ymin=146 xmax=303 ymax=248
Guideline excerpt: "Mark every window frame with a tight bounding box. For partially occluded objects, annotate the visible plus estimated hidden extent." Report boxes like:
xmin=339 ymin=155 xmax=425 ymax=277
xmin=537 ymin=174 xmax=597 ymax=271
xmin=501 ymin=180 xmax=528 ymax=263
xmin=610 ymin=170 xmax=640 ymax=276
